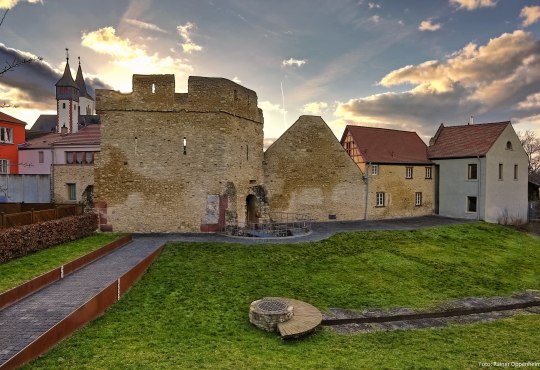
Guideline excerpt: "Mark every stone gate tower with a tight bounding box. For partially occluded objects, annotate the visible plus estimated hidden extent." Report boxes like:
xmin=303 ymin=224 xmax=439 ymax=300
xmin=94 ymin=75 xmax=265 ymax=232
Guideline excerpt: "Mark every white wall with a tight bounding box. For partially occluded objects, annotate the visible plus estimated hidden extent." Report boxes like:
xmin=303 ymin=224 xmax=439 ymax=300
xmin=18 ymin=149 xmax=53 ymax=174
xmin=433 ymin=157 xmax=486 ymax=220
xmin=484 ymin=125 xmax=528 ymax=223
xmin=57 ymin=99 xmax=79 ymax=133
xmin=79 ymin=96 xmax=95 ymax=115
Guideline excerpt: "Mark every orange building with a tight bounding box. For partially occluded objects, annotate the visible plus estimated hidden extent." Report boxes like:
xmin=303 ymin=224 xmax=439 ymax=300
xmin=0 ymin=111 xmax=26 ymax=174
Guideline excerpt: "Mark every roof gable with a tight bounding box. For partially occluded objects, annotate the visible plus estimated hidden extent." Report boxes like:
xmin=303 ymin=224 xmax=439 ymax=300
xmin=0 ymin=111 xmax=26 ymax=126
xmin=342 ymin=125 xmax=430 ymax=164
xmin=428 ymin=121 xmax=509 ymax=159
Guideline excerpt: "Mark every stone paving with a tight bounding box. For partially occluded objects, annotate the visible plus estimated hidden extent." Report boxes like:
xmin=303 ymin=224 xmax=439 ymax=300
xmin=0 ymin=215 xmax=472 ymax=366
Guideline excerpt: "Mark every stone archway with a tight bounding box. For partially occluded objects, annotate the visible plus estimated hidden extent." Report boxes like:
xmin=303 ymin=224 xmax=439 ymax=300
xmin=246 ymin=194 xmax=259 ymax=226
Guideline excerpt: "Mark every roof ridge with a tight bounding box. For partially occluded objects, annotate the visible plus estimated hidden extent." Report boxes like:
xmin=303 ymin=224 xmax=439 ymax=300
xmin=443 ymin=121 xmax=510 ymax=128
xmin=345 ymin=124 xmax=418 ymax=134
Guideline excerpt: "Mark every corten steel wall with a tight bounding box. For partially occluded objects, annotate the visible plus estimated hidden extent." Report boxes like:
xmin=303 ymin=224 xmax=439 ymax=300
xmin=0 ymin=243 xmax=162 ymax=370
xmin=95 ymin=75 xmax=264 ymax=232
xmin=366 ymin=164 xmax=435 ymax=220
xmin=263 ymin=116 xmax=365 ymax=221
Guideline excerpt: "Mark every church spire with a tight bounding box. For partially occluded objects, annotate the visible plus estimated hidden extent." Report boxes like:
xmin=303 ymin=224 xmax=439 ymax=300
xmin=55 ymin=48 xmax=78 ymax=90
xmin=75 ymin=56 xmax=90 ymax=99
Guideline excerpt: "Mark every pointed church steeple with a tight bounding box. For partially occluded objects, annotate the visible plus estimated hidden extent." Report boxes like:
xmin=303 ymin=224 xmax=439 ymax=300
xmin=55 ymin=49 xmax=80 ymax=134
xmin=75 ymin=57 xmax=93 ymax=101
xmin=55 ymin=49 xmax=79 ymax=100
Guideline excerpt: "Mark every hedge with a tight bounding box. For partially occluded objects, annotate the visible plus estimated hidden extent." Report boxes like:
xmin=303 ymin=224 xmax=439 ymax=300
xmin=0 ymin=212 xmax=98 ymax=263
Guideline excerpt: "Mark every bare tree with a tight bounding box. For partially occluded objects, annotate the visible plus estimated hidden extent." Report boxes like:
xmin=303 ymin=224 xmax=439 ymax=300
xmin=518 ymin=130 xmax=540 ymax=175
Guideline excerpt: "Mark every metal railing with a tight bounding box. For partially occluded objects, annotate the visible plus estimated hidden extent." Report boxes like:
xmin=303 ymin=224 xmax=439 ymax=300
xmin=224 ymin=212 xmax=313 ymax=238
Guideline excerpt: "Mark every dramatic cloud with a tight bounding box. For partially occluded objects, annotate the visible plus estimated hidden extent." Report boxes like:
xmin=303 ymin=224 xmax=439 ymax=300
xmin=521 ymin=5 xmax=540 ymax=27
xmin=449 ymin=0 xmax=497 ymax=11
xmin=368 ymin=2 xmax=380 ymax=9
xmin=177 ymin=22 xmax=203 ymax=54
xmin=0 ymin=43 xmax=110 ymax=112
xmin=419 ymin=19 xmax=442 ymax=31
xmin=0 ymin=0 xmax=41 ymax=9
xmin=81 ymin=27 xmax=193 ymax=76
xmin=124 ymin=18 xmax=168 ymax=33
xmin=335 ymin=30 xmax=540 ymax=137
xmin=302 ymin=101 xmax=328 ymax=115
xmin=282 ymin=58 xmax=306 ymax=67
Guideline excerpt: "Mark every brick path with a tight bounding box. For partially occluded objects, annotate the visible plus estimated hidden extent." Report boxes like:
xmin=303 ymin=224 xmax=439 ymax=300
xmin=0 ymin=216 xmax=471 ymax=366
xmin=0 ymin=237 xmax=165 ymax=366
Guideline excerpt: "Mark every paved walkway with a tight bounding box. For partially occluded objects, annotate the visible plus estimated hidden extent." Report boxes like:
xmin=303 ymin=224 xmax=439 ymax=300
xmin=0 ymin=215 xmax=471 ymax=366
xmin=0 ymin=238 xmax=165 ymax=366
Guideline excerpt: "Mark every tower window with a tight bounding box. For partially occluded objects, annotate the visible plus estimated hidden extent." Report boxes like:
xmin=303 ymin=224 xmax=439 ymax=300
xmin=183 ymin=137 xmax=187 ymax=155
xmin=152 ymin=83 xmax=156 ymax=94
xmin=62 ymin=103 xmax=66 ymax=109
xmin=506 ymin=141 xmax=513 ymax=150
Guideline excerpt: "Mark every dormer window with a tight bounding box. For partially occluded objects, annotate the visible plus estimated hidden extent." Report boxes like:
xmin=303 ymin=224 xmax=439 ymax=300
xmin=506 ymin=141 xmax=513 ymax=150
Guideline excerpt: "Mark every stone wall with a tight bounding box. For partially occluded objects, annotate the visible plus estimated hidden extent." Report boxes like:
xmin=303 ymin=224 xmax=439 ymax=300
xmin=263 ymin=116 xmax=365 ymax=221
xmin=95 ymin=76 xmax=264 ymax=232
xmin=53 ymin=165 xmax=94 ymax=203
xmin=366 ymin=164 xmax=435 ymax=219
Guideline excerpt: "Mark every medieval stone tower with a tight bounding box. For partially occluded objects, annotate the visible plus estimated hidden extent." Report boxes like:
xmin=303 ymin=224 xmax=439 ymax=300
xmin=94 ymin=75 xmax=265 ymax=232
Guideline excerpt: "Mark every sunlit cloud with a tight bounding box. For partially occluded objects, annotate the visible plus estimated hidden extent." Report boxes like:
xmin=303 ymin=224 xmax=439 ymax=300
xmin=449 ymin=0 xmax=497 ymax=11
xmin=368 ymin=2 xmax=380 ymax=9
xmin=282 ymin=58 xmax=306 ymax=67
xmin=81 ymin=26 xmax=193 ymax=85
xmin=520 ymin=5 xmax=540 ymax=27
xmin=335 ymin=30 xmax=540 ymax=137
xmin=419 ymin=19 xmax=442 ymax=31
xmin=124 ymin=18 xmax=168 ymax=33
xmin=0 ymin=0 xmax=41 ymax=10
xmin=260 ymin=100 xmax=287 ymax=115
xmin=232 ymin=76 xmax=242 ymax=84
xmin=177 ymin=22 xmax=203 ymax=54
xmin=302 ymin=101 xmax=328 ymax=115
xmin=371 ymin=15 xmax=381 ymax=23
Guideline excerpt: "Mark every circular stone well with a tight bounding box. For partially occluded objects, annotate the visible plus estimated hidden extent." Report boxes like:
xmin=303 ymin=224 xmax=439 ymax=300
xmin=249 ymin=297 xmax=294 ymax=332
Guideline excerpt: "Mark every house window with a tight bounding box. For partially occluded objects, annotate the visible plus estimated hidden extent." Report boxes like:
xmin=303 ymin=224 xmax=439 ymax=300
xmin=415 ymin=192 xmax=422 ymax=206
xmin=65 ymin=151 xmax=95 ymax=165
xmin=498 ymin=163 xmax=503 ymax=180
xmin=506 ymin=141 xmax=513 ymax=150
xmin=0 ymin=127 xmax=13 ymax=143
xmin=467 ymin=196 xmax=477 ymax=213
xmin=376 ymin=192 xmax=385 ymax=207
xmin=406 ymin=167 xmax=413 ymax=179
xmin=38 ymin=151 xmax=44 ymax=163
xmin=0 ymin=159 xmax=9 ymax=174
xmin=514 ymin=164 xmax=518 ymax=180
xmin=67 ymin=183 xmax=76 ymax=201
xmin=425 ymin=166 xmax=432 ymax=179
xmin=467 ymin=163 xmax=478 ymax=180
xmin=371 ymin=164 xmax=378 ymax=175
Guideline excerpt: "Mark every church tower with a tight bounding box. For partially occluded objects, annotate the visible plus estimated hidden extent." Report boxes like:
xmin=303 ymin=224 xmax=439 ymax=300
xmin=55 ymin=49 xmax=80 ymax=134
xmin=75 ymin=57 xmax=95 ymax=117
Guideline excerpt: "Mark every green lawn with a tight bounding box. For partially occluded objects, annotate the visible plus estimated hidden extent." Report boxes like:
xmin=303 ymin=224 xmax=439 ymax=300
xmin=28 ymin=223 xmax=540 ymax=369
xmin=0 ymin=233 xmax=124 ymax=293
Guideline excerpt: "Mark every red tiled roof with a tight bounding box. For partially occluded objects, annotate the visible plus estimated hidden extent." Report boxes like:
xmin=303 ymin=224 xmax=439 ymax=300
xmin=53 ymin=124 xmax=101 ymax=146
xmin=0 ymin=111 xmax=26 ymax=125
xmin=427 ymin=121 xmax=509 ymax=159
xmin=342 ymin=125 xmax=431 ymax=164
xmin=20 ymin=132 xmax=63 ymax=149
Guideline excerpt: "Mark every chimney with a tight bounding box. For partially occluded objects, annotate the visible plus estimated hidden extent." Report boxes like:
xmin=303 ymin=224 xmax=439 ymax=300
xmin=60 ymin=124 xmax=68 ymax=136
xmin=469 ymin=115 xmax=474 ymax=125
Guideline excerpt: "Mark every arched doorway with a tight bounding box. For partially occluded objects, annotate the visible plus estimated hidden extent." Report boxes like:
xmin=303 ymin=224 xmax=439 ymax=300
xmin=246 ymin=194 xmax=259 ymax=226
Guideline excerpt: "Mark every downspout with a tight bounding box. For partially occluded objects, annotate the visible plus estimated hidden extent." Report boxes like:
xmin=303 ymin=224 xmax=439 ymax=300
xmin=477 ymin=155 xmax=481 ymax=221
xmin=364 ymin=162 xmax=370 ymax=220
xmin=50 ymin=147 xmax=55 ymax=203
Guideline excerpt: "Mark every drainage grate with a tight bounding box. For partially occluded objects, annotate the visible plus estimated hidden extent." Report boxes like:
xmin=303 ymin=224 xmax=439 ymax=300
xmin=257 ymin=299 xmax=288 ymax=312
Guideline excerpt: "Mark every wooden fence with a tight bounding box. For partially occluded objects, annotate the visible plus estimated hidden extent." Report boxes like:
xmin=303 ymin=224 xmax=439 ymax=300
xmin=0 ymin=204 xmax=83 ymax=229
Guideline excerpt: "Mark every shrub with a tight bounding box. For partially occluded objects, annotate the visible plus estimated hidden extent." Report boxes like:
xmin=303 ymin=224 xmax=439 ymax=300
xmin=0 ymin=212 xmax=98 ymax=263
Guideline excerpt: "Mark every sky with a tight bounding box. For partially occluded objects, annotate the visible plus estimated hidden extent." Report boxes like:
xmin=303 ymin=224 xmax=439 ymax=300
xmin=1 ymin=0 xmax=540 ymax=146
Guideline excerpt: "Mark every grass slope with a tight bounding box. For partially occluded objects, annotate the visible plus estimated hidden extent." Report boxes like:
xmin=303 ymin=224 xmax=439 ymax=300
xmin=0 ymin=233 xmax=123 ymax=293
xmin=28 ymin=223 xmax=540 ymax=369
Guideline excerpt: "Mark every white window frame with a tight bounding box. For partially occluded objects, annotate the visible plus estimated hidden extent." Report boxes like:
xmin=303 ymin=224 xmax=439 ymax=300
xmin=415 ymin=192 xmax=422 ymax=206
xmin=376 ymin=192 xmax=385 ymax=207
xmin=467 ymin=163 xmax=478 ymax=180
xmin=406 ymin=167 xmax=413 ymax=179
xmin=0 ymin=159 xmax=9 ymax=174
xmin=371 ymin=164 xmax=378 ymax=175
xmin=0 ymin=127 xmax=13 ymax=144
xmin=67 ymin=183 xmax=77 ymax=201
xmin=425 ymin=167 xmax=432 ymax=179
